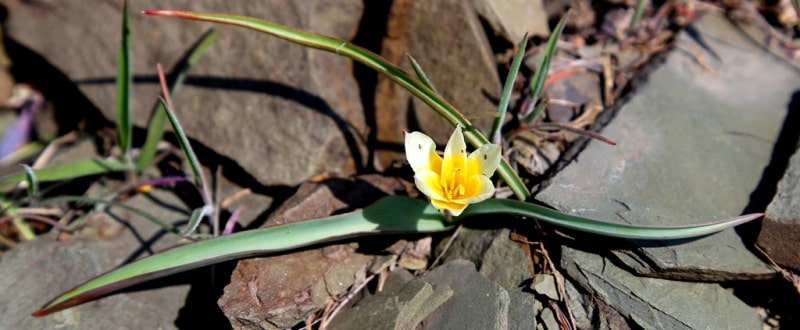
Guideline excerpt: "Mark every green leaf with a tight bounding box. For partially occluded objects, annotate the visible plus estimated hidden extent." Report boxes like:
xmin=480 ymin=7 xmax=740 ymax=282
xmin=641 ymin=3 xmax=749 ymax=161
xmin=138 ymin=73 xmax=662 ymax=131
xmin=406 ymin=54 xmax=438 ymax=93
xmin=142 ymin=9 xmax=531 ymax=201
xmin=630 ymin=0 xmax=647 ymax=32
xmin=136 ymin=30 xmax=219 ymax=173
xmin=462 ymin=199 xmax=763 ymax=240
xmin=158 ymin=99 xmax=203 ymax=189
xmin=522 ymin=12 xmax=569 ymax=123
xmin=21 ymin=164 xmax=38 ymax=199
xmin=33 ymin=196 xmax=449 ymax=316
xmin=181 ymin=205 xmax=212 ymax=236
xmin=116 ymin=1 xmax=132 ymax=158
xmin=0 ymin=158 xmax=132 ymax=185
xmin=32 ymin=195 xmax=762 ymax=316
xmin=0 ymin=194 xmax=35 ymax=240
xmin=490 ymin=34 xmax=528 ymax=144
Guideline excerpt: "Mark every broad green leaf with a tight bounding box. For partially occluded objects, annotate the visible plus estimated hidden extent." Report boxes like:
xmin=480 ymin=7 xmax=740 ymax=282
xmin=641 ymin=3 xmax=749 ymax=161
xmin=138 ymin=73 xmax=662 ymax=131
xmin=33 ymin=195 xmax=761 ymax=316
xmin=33 ymin=196 xmax=449 ymax=316
xmin=142 ymin=9 xmax=531 ymax=201
xmin=158 ymin=99 xmax=203 ymax=189
xmin=490 ymin=34 xmax=528 ymax=144
xmin=116 ymin=1 xmax=132 ymax=158
xmin=522 ymin=13 xmax=569 ymax=123
xmin=462 ymin=199 xmax=763 ymax=239
xmin=136 ymin=30 xmax=219 ymax=173
xmin=0 ymin=158 xmax=132 ymax=185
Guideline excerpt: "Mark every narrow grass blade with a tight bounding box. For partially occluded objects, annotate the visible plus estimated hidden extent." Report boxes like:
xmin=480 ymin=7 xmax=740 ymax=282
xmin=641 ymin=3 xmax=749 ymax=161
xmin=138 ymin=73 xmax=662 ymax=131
xmin=522 ymin=13 xmax=569 ymax=123
xmin=33 ymin=196 xmax=449 ymax=316
xmin=462 ymin=199 xmax=763 ymax=239
xmin=116 ymin=1 xmax=132 ymax=158
xmin=136 ymin=30 xmax=218 ymax=173
xmin=181 ymin=205 xmax=212 ymax=236
xmin=158 ymin=99 xmax=203 ymax=189
xmin=142 ymin=9 xmax=531 ymax=201
xmin=0 ymin=158 xmax=132 ymax=185
xmin=406 ymin=54 xmax=438 ymax=93
xmin=21 ymin=164 xmax=38 ymax=198
xmin=490 ymin=34 xmax=528 ymax=144
xmin=630 ymin=0 xmax=647 ymax=32
xmin=0 ymin=194 xmax=35 ymax=240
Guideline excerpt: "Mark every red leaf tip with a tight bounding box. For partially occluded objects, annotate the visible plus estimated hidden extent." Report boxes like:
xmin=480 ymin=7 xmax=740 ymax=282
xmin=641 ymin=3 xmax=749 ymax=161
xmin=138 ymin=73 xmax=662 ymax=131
xmin=141 ymin=9 xmax=173 ymax=16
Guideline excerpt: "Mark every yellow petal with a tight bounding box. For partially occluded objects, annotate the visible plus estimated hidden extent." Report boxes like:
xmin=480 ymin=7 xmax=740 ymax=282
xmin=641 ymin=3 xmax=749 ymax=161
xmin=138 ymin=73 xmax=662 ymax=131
xmin=413 ymin=169 xmax=445 ymax=201
xmin=431 ymin=198 xmax=469 ymax=216
xmin=464 ymin=175 xmax=495 ymax=204
xmin=468 ymin=144 xmax=501 ymax=177
xmin=441 ymin=125 xmax=468 ymax=177
xmin=405 ymin=131 xmax=438 ymax=172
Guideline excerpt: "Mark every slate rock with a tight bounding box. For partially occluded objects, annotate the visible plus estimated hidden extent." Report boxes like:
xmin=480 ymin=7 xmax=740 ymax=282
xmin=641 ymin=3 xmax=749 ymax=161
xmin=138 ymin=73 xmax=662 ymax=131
xmin=218 ymin=174 xmax=415 ymax=329
xmin=2 ymin=0 xmax=366 ymax=186
xmin=757 ymin=146 xmax=800 ymax=272
xmin=330 ymin=260 xmax=537 ymax=329
xmin=0 ymin=189 xmax=201 ymax=329
xmin=373 ymin=0 xmax=501 ymax=168
xmin=326 ymin=269 xmax=454 ymax=330
xmin=561 ymin=245 xmax=762 ymax=329
xmin=437 ymin=226 xmax=531 ymax=290
xmin=421 ymin=260 xmax=535 ymax=330
xmin=536 ymin=12 xmax=784 ymax=281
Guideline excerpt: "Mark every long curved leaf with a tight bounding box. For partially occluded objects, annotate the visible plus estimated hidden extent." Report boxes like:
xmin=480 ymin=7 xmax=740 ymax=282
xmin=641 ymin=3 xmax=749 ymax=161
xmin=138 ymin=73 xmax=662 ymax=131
xmin=463 ymin=199 xmax=763 ymax=240
xmin=141 ymin=9 xmax=531 ymax=201
xmin=33 ymin=196 xmax=449 ymax=316
xmin=33 ymin=195 xmax=761 ymax=316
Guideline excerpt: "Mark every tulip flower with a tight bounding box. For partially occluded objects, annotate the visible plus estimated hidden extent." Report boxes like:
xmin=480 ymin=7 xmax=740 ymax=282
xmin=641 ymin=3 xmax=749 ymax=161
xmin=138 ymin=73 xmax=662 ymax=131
xmin=405 ymin=126 xmax=501 ymax=216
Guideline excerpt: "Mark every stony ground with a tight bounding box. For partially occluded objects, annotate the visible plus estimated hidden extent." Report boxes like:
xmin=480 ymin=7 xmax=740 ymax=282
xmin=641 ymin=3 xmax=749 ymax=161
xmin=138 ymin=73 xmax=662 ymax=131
xmin=0 ymin=1 xmax=798 ymax=329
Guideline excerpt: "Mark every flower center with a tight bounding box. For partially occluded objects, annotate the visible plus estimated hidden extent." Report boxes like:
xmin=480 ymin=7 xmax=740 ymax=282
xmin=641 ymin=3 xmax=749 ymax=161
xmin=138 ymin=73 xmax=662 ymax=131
xmin=442 ymin=164 xmax=466 ymax=200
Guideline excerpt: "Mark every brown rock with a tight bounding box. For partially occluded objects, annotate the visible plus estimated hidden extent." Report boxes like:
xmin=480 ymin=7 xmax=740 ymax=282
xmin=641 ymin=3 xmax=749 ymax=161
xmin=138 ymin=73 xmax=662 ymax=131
xmin=218 ymin=174 xmax=416 ymax=329
xmin=757 ymin=148 xmax=800 ymax=272
xmin=2 ymin=0 xmax=366 ymax=186
xmin=374 ymin=0 xmax=501 ymax=168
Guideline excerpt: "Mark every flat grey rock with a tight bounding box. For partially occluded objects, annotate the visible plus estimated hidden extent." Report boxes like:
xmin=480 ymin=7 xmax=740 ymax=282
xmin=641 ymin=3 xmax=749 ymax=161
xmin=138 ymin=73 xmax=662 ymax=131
xmin=536 ymin=12 xmax=787 ymax=280
xmin=561 ymin=245 xmax=762 ymax=329
xmin=421 ymin=260 xmax=534 ymax=330
xmin=0 ymin=190 xmax=201 ymax=329
xmin=437 ymin=226 xmax=531 ymax=291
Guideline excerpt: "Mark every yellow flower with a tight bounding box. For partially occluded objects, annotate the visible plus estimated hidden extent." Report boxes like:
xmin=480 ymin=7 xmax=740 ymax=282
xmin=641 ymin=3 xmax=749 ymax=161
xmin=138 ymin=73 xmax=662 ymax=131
xmin=405 ymin=125 xmax=501 ymax=216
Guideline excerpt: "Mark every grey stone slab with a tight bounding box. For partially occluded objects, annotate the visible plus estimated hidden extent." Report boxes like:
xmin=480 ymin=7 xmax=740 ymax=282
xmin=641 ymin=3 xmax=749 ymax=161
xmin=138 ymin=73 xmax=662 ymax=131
xmin=537 ymin=12 xmax=787 ymax=280
xmin=0 ymin=190 xmax=197 ymax=329
xmin=438 ymin=226 xmax=532 ymax=291
xmin=420 ymin=260 xmax=510 ymax=329
xmin=561 ymin=246 xmax=762 ymax=330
